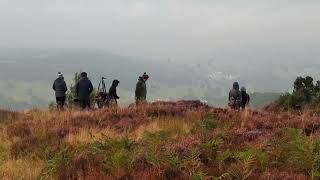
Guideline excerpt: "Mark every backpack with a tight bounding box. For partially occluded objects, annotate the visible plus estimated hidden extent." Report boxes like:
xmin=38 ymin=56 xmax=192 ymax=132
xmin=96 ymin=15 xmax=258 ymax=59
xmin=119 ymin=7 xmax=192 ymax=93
xmin=229 ymin=94 xmax=241 ymax=109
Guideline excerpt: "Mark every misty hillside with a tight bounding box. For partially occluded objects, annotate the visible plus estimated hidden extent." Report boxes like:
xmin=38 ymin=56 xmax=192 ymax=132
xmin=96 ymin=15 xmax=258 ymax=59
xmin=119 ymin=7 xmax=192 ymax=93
xmin=0 ymin=48 xmax=318 ymax=109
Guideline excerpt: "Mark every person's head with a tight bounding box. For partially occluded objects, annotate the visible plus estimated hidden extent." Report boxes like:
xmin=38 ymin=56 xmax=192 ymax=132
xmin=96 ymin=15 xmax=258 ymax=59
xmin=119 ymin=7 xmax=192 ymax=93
xmin=58 ymin=72 xmax=64 ymax=79
xmin=112 ymin=79 xmax=120 ymax=87
xmin=81 ymin=72 xmax=88 ymax=78
xmin=241 ymin=86 xmax=246 ymax=92
xmin=142 ymin=72 xmax=149 ymax=81
xmin=233 ymin=82 xmax=239 ymax=90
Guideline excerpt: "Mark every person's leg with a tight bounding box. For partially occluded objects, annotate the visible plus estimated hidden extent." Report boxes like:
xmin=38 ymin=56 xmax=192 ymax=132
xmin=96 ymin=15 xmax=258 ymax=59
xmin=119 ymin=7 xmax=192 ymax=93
xmin=56 ymin=97 xmax=60 ymax=109
xmin=56 ymin=97 xmax=63 ymax=110
xmin=60 ymin=96 xmax=66 ymax=110
xmin=79 ymin=100 xmax=86 ymax=110
xmin=86 ymin=99 xmax=91 ymax=109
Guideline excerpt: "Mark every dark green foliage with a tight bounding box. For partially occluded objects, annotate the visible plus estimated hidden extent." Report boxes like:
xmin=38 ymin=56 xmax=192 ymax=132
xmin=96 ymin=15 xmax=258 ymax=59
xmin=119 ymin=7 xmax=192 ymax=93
xmin=190 ymin=171 xmax=208 ymax=180
xmin=66 ymin=72 xmax=96 ymax=106
xmin=39 ymin=147 xmax=79 ymax=180
xmin=90 ymin=138 xmax=136 ymax=171
xmin=66 ymin=72 xmax=81 ymax=106
xmin=199 ymin=137 xmax=223 ymax=163
xmin=277 ymin=76 xmax=320 ymax=110
xmin=141 ymin=131 xmax=173 ymax=167
xmin=217 ymin=148 xmax=269 ymax=180
xmin=267 ymin=128 xmax=320 ymax=179
xmin=192 ymin=113 xmax=220 ymax=133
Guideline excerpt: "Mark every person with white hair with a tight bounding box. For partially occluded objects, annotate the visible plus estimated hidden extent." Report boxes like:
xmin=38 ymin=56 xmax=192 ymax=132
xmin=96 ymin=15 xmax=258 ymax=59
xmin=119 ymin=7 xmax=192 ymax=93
xmin=52 ymin=72 xmax=68 ymax=110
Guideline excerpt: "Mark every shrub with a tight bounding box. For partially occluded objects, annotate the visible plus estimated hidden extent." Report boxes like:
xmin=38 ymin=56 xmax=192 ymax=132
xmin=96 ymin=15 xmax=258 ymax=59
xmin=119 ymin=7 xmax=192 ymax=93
xmin=90 ymin=137 xmax=136 ymax=171
xmin=268 ymin=128 xmax=320 ymax=179
xmin=191 ymin=171 xmax=208 ymax=180
xmin=277 ymin=76 xmax=320 ymax=110
xmin=191 ymin=113 xmax=220 ymax=133
xmin=39 ymin=146 xmax=79 ymax=180
xmin=217 ymin=148 xmax=268 ymax=179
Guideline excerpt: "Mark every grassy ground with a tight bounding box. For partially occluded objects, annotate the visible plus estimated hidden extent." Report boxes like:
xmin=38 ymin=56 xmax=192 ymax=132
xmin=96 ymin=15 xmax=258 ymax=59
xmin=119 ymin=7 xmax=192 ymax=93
xmin=0 ymin=101 xmax=320 ymax=179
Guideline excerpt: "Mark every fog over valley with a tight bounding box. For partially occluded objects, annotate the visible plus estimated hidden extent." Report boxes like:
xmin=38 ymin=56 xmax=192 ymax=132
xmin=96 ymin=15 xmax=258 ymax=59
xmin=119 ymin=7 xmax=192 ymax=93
xmin=0 ymin=0 xmax=319 ymax=109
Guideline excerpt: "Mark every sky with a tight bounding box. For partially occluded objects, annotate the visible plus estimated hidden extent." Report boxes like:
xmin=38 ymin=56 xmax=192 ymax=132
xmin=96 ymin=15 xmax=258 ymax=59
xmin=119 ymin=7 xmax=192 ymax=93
xmin=0 ymin=0 xmax=319 ymax=61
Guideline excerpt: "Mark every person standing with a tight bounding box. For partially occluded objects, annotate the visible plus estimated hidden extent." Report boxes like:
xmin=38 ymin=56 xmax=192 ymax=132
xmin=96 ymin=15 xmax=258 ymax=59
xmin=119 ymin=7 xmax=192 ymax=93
xmin=76 ymin=72 xmax=93 ymax=110
xmin=135 ymin=72 xmax=149 ymax=105
xmin=107 ymin=79 xmax=120 ymax=107
xmin=52 ymin=72 xmax=68 ymax=110
xmin=228 ymin=82 xmax=242 ymax=110
xmin=240 ymin=86 xmax=250 ymax=109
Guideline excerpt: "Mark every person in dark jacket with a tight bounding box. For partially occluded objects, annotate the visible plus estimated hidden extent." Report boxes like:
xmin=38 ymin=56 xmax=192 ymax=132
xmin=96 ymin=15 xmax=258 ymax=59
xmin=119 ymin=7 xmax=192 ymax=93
xmin=76 ymin=72 xmax=93 ymax=110
xmin=53 ymin=72 xmax=68 ymax=110
xmin=240 ymin=86 xmax=250 ymax=109
xmin=228 ymin=82 xmax=242 ymax=110
xmin=135 ymin=72 xmax=149 ymax=105
xmin=107 ymin=79 xmax=120 ymax=106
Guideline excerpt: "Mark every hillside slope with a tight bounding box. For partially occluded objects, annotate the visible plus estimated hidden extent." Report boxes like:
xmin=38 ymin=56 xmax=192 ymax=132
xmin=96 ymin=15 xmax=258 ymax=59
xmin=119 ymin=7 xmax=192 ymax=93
xmin=0 ymin=101 xmax=319 ymax=179
xmin=1 ymin=48 xmax=319 ymax=109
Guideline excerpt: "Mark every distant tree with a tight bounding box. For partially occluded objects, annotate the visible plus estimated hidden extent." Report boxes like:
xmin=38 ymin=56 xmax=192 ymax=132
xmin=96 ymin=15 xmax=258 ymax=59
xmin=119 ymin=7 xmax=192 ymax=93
xmin=315 ymin=81 xmax=320 ymax=93
xmin=66 ymin=72 xmax=81 ymax=105
xmin=66 ymin=72 xmax=96 ymax=106
xmin=277 ymin=76 xmax=320 ymax=110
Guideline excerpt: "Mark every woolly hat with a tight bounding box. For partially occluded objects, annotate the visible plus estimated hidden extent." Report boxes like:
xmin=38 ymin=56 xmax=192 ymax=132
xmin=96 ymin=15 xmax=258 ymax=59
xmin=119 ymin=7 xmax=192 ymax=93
xmin=58 ymin=72 xmax=63 ymax=78
xmin=81 ymin=72 xmax=87 ymax=77
xmin=142 ymin=72 xmax=149 ymax=79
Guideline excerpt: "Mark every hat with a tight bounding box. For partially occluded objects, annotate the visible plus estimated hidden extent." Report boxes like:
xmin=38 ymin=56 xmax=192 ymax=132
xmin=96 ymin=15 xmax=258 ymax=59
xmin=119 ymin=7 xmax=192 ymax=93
xmin=241 ymin=86 xmax=246 ymax=92
xmin=58 ymin=72 xmax=63 ymax=78
xmin=112 ymin=79 xmax=120 ymax=86
xmin=81 ymin=72 xmax=87 ymax=77
xmin=142 ymin=72 xmax=149 ymax=79
xmin=233 ymin=82 xmax=239 ymax=90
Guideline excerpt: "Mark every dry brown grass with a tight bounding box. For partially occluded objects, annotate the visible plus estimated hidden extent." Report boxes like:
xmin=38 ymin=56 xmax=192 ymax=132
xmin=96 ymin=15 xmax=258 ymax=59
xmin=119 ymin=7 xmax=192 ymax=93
xmin=0 ymin=158 xmax=46 ymax=180
xmin=1 ymin=100 xmax=320 ymax=179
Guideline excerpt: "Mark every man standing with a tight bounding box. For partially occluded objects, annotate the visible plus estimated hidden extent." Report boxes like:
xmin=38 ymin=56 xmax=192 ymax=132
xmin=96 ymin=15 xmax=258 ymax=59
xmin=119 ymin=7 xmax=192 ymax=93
xmin=228 ymin=82 xmax=242 ymax=110
xmin=240 ymin=86 xmax=250 ymax=109
xmin=135 ymin=72 xmax=149 ymax=105
xmin=53 ymin=72 xmax=68 ymax=110
xmin=107 ymin=79 xmax=120 ymax=107
xmin=76 ymin=72 xmax=94 ymax=110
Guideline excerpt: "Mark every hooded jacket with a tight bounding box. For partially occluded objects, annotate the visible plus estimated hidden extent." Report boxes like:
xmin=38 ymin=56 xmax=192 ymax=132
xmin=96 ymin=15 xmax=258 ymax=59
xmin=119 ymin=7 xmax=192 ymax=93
xmin=109 ymin=80 xmax=120 ymax=100
xmin=241 ymin=88 xmax=250 ymax=106
xmin=53 ymin=77 xmax=67 ymax=97
xmin=76 ymin=77 xmax=93 ymax=101
xmin=229 ymin=82 xmax=241 ymax=102
xmin=135 ymin=77 xmax=147 ymax=101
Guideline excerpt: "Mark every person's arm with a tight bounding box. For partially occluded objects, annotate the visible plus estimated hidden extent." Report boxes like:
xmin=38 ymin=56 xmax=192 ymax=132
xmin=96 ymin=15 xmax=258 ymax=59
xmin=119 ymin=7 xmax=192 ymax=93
xmin=88 ymin=81 xmax=93 ymax=93
xmin=135 ymin=82 xmax=141 ymax=98
xmin=114 ymin=94 xmax=118 ymax=104
xmin=63 ymin=81 xmax=68 ymax=92
xmin=115 ymin=89 xmax=120 ymax=99
xmin=247 ymin=94 xmax=250 ymax=103
xmin=76 ymin=82 xmax=79 ymax=97
xmin=52 ymin=81 xmax=56 ymax=91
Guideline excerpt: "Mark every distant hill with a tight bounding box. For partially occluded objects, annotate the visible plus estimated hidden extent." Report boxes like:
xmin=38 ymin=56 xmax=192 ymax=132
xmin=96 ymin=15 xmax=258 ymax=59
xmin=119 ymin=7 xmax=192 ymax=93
xmin=0 ymin=48 xmax=318 ymax=109
xmin=250 ymin=92 xmax=281 ymax=109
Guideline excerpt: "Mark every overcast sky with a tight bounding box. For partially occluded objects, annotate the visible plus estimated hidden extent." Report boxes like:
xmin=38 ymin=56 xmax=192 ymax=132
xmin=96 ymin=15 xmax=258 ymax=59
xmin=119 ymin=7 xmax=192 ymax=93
xmin=0 ymin=0 xmax=319 ymax=61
